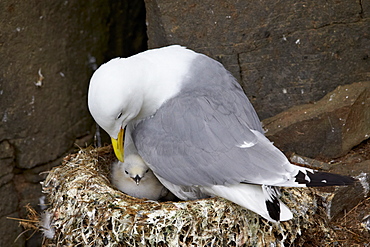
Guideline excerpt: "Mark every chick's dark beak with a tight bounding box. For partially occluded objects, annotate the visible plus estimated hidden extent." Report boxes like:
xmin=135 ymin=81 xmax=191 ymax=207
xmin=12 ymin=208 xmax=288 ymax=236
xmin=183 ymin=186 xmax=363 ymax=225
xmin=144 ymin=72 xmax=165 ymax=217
xmin=133 ymin=175 xmax=141 ymax=185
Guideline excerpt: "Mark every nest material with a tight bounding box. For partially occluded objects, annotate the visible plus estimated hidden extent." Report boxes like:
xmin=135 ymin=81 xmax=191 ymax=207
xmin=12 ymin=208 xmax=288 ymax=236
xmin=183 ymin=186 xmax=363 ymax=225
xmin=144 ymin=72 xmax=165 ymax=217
xmin=41 ymin=146 xmax=338 ymax=246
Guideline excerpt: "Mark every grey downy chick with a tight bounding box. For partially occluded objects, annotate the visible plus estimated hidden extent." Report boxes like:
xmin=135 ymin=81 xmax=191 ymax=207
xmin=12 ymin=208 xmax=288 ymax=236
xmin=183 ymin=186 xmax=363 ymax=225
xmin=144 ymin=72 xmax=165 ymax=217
xmin=111 ymin=153 xmax=174 ymax=200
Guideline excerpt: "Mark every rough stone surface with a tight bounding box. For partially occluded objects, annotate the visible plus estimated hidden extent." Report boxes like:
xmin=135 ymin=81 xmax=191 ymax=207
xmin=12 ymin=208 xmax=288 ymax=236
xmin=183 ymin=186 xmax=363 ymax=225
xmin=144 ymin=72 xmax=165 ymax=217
xmin=145 ymin=0 xmax=369 ymax=119
xmin=0 ymin=213 xmax=25 ymax=247
xmin=290 ymin=153 xmax=331 ymax=170
xmin=0 ymin=182 xmax=19 ymax=218
xmin=0 ymin=183 xmax=23 ymax=246
xmin=0 ymin=1 xmax=147 ymax=245
xmin=0 ymin=1 xmax=110 ymax=245
xmin=0 ymin=1 xmax=110 ymax=169
xmin=0 ymin=1 xmax=145 ymax=246
xmin=0 ymin=140 xmax=15 ymax=181
xmin=105 ymin=0 xmax=147 ymax=60
xmin=325 ymin=160 xmax=370 ymax=221
xmin=326 ymin=175 xmax=368 ymax=220
xmin=263 ymin=82 xmax=370 ymax=159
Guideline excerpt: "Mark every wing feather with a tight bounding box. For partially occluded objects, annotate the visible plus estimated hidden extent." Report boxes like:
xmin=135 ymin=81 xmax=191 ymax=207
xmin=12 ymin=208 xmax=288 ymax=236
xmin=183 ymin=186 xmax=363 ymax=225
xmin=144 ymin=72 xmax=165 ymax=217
xmin=132 ymin=55 xmax=296 ymax=187
xmin=132 ymin=84 xmax=297 ymax=187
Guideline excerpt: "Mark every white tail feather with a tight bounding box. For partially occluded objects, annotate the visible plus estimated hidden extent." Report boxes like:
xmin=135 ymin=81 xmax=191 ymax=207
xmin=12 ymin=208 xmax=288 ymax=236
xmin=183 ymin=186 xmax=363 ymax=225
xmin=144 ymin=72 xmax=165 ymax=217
xmin=201 ymin=184 xmax=293 ymax=222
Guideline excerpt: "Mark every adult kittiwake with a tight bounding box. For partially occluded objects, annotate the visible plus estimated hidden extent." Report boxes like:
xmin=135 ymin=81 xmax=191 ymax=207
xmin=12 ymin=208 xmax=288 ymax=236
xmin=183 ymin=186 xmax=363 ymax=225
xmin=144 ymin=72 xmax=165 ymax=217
xmin=88 ymin=45 xmax=355 ymax=222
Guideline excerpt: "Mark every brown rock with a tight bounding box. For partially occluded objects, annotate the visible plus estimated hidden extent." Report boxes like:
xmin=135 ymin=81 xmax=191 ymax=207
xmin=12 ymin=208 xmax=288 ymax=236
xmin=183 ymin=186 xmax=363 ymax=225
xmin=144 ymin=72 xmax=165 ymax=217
xmin=0 ymin=1 xmax=111 ymax=169
xmin=0 ymin=183 xmax=19 ymax=217
xmin=0 ymin=213 xmax=25 ymax=247
xmin=0 ymin=1 xmax=110 ymax=246
xmin=0 ymin=1 xmax=147 ymax=245
xmin=145 ymin=0 xmax=369 ymax=119
xmin=0 ymin=140 xmax=15 ymax=180
xmin=319 ymin=160 xmax=370 ymax=221
xmin=290 ymin=153 xmax=330 ymax=170
xmin=263 ymin=82 xmax=370 ymax=159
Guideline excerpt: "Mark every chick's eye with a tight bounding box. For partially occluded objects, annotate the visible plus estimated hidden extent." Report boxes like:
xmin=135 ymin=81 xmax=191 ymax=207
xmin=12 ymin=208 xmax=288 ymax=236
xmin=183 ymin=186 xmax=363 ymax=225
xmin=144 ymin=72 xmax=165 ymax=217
xmin=145 ymin=169 xmax=149 ymax=173
xmin=125 ymin=170 xmax=129 ymax=174
xmin=116 ymin=112 xmax=122 ymax=119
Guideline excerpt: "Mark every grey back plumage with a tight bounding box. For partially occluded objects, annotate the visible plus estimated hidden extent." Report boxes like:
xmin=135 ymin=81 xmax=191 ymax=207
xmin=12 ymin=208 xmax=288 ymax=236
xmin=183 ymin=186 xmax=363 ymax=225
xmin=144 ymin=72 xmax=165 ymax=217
xmin=132 ymin=55 xmax=292 ymax=187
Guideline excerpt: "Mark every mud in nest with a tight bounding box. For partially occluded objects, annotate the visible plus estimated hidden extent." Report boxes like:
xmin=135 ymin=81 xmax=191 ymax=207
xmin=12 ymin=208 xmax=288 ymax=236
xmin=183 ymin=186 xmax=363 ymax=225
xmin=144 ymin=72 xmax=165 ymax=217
xmin=38 ymin=146 xmax=345 ymax=246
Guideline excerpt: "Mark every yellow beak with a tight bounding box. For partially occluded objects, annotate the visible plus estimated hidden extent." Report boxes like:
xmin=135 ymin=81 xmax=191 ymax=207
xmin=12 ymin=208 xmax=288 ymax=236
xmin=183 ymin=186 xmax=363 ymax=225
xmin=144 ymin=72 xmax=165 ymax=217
xmin=111 ymin=128 xmax=124 ymax=162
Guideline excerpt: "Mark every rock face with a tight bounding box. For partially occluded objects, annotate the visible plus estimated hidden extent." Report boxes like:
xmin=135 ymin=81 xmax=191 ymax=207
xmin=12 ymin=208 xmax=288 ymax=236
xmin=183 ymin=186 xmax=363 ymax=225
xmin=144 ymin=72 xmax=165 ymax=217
xmin=1 ymin=2 xmax=107 ymax=170
xmin=0 ymin=1 xmax=146 ymax=246
xmin=0 ymin=1 xmax=107 ymax=245
xmin=263 ymin=82 xmax=370 ymax=159
xmin=145 ymin=0 xmax=369 ymax=120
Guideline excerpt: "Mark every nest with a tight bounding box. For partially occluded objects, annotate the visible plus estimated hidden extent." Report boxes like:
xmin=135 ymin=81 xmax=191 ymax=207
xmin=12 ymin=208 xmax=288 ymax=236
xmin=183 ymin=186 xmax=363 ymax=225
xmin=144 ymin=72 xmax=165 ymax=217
xmin=38 ymin=146 xmax=340 ymax=246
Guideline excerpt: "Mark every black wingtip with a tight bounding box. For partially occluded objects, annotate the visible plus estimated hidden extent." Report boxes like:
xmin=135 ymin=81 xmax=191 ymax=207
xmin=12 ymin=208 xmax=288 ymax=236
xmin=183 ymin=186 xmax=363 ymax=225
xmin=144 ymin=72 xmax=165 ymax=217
xmin=266 ymin=197 xmax=281 ymax=222
xmin=295 ymin=170 xmax=356 ymax=187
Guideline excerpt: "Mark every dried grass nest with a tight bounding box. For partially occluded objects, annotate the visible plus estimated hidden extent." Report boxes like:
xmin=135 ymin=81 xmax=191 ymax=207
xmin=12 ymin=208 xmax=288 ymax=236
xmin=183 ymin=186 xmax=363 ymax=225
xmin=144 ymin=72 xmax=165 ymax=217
xmin=38 ymin=146 xmax=341 ymax=246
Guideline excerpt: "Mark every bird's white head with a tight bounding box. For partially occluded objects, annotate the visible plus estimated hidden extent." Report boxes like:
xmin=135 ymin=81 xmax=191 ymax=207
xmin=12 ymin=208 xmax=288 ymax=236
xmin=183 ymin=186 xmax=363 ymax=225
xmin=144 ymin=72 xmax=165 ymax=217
xmin=88 ymin=57 xmax=147 ymax=161
xmin=88 ymin=45 xmax=198 ymax=162
xmin=88 ymin=58 xmax=144 ymax=138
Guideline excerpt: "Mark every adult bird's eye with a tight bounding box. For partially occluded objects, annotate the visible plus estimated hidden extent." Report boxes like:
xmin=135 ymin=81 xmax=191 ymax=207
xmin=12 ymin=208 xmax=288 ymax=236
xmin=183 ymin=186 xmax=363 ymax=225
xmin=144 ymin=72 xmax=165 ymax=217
xmin=145 ymin=169 xmax=149 ymax=173
xmin=125 ymin=170 xmax=129 ymax=174
xmin=116 ymin=112 xmax=122 ymax=119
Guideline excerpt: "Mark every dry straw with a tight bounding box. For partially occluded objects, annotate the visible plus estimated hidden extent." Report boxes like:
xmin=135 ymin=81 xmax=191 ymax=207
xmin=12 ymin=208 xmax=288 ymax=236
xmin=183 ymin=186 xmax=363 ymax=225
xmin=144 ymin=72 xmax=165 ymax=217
xmin=31 ymin=146 xmax=339 ymax=246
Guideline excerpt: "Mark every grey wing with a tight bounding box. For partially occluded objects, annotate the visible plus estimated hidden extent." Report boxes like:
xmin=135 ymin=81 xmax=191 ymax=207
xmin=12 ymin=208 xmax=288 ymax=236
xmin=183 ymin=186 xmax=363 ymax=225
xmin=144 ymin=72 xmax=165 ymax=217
xmin=132 ymin=86 xmax=292 ymax=187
